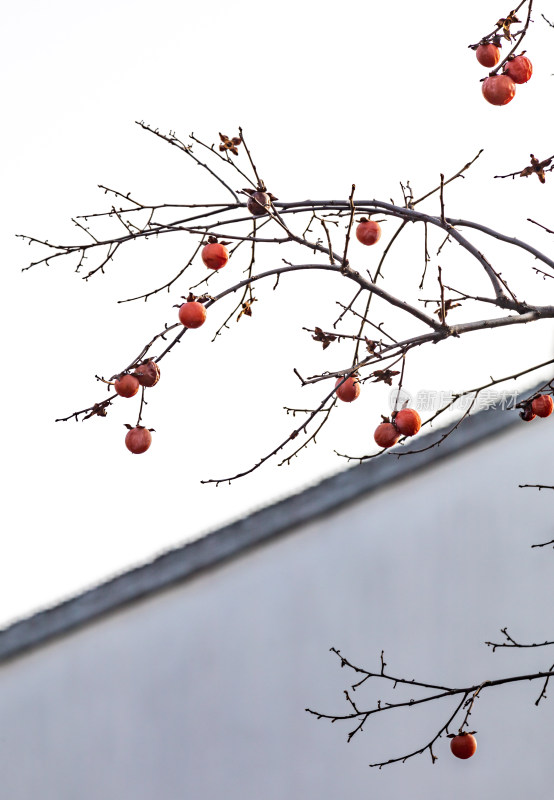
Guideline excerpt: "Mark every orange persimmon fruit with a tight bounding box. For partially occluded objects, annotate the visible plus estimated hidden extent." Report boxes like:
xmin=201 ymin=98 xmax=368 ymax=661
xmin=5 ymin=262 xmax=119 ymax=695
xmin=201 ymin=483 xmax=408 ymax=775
xmin=374 ymin=423 xmax=400 ymax=449
xmin=482 ymin=75 xmax=515 ymax=105
xmin=476 ymin=43 xmax=500 ymax=67
xmin=356 ymin=219 xmax=381 ymax=246
xmin=179 ymin=301 xmax=207 ymax=329
xmin=335 ymin=376 xmax=361 ymax=403
xmin=531 ymin=395 xmax=553 ymax=418
xmin=394 ymin=408 xmax=421 ymax=437
xmin=125 ymin=427 xmax=152 ymax=454
xmin=114 ymin=374 xmax=140 ymax=398
xmin=450 ymin=733 xmax=477 ymax=760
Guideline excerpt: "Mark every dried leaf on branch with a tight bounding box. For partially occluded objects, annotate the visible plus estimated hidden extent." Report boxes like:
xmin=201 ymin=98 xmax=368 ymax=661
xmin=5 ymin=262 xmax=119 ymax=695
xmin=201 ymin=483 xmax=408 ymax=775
xmin=219 ymin=132 xmax=242 ymax=156
xmin=311 ymin=327 xmax=337 ymax=350
xmin=497 ymin=10 xmax=521 ymax=39
xmin=236 ymin=298 xmax=257 ymax=321
xmin=371 ymin=369 xmax=401 ymax=386
xmin=520 ymin=154 xmax=553 ymax=184
xmin=435 ymin=298 xmax=462 ymax=322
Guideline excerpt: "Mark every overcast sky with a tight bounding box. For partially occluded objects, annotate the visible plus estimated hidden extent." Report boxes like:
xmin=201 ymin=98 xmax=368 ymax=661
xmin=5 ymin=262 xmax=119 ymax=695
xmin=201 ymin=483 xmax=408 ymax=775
xmin=2 ymin=0 xmax=553 ymax=625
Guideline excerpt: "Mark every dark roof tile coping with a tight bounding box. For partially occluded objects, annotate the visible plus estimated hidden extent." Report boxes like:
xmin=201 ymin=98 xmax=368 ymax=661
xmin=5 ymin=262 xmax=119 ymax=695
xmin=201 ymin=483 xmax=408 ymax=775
xmin=0 ymin=403 xmax=522 ymax=664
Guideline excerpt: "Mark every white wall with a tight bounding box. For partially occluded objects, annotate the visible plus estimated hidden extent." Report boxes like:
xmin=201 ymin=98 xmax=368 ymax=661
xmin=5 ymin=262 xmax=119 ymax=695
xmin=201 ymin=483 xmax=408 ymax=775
xmin=0 ymin=421 xmax=553 ymax=799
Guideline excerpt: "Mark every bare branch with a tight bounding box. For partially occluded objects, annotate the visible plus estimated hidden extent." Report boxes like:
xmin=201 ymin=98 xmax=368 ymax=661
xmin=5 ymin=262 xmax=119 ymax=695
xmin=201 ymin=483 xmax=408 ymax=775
xmin=307 ymin=646 xmax=554 ymax=767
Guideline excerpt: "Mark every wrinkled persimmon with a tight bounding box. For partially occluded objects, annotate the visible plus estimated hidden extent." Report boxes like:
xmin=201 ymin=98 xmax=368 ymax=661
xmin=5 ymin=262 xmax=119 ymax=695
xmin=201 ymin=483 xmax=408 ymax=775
xmin=356 ymin=220 xmax=381 ymax=246
xmin=520 ymin=405 xmax=536 ymax=422
xmin=178 ymin=301 xmax=207 ymax=329
xmin=531 ymin=395 xmax=553 ymax=418
xmin=476 ymin=43 xmax=500 ymax=67
xmin=114 ymin=374 xmax=140 ymax=398
xmin=133 ymin=360 xmax=161 ymax=388
xmin=125 ymin=426 xmax=152 ymax=454
xmin=482 ymin=75 xmax=515 ymax=105
xmin=335 ymin=376 xmax=361 ymax=403
xmin=374 ymin=422 xmax=400 ymax=449
xmin=450 ymin=733 xmax=477 ymax=760
xmin=201 ymin=242 xmax=229 ymax=270
xmin=503 ymin=55 xmax=533 ymax=84
xmin=247 ymin=191 xmax=272 ymax=216
xmin=394 ymin=408 xmax=421 ymax=437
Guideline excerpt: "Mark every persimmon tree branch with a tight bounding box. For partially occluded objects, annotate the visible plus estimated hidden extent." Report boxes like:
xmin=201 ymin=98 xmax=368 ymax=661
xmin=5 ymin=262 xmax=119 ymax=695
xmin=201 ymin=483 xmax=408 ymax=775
xmin=335 ymin=356 xmax=554 ymax=462
xmin=468 ymin=0 xmax=534 ymax=76
xmin=22 ymin=122 xmax=554 ymax=482
xmin=135 ymin=120 xmax=241 ymax=201
xmin=11 ymin=58 xmax=550 ymax=478
xmin=486 ymin=627 xmax=554 ymax=650
xmin=306 ymin=646 xmax=554 ymax=768
xmin=495 ymin=153 xmax=554 ymax=183
xmin=489 ymin=0 xmax=535 ymax=76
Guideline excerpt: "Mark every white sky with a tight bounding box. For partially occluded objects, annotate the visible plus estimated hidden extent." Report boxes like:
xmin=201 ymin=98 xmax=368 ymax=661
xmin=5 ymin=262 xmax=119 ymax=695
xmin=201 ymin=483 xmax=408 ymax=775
xmin=2 ymin=0 xmax=553 ymax=626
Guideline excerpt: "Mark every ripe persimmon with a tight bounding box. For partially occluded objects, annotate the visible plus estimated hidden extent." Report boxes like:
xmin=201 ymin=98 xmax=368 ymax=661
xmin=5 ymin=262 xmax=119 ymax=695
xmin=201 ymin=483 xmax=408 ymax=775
xmin=374 ymin=422 xmax=400 ymax=449
xmin=356 ymin=219 xmax=381 ymax=246
xmin=504 ymin=55 xmax=532 ymax=84
xmin=476 ymin=43 xmax=500 ymax=67
xmin=125 ymin=426 xmax=152 ymax=454
xmin=114 ymin=374 xmax=140 ymax=398
xmin=394 ymin=408 xmax=421 ymax=437
xmin=450 ymin=733 xmax=477 ymax=760
xmin=531 ymin=395 xmax=553 ymax=418
xmin=335 ymin=376 xmax=361 ymax=403
xmin=133 ymin=360 xmax=160 ymax=388
xmin=482 ymin=75 xmax=516 ymax=105
xmin=202 ymin=242 xmax=229 ymax=270
xmin=179 ymin=301 xmax=207 ymax=329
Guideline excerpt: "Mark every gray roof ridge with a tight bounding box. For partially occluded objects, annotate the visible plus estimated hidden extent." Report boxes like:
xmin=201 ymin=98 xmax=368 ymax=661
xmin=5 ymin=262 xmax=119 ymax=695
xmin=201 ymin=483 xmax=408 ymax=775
xmin=0 ymin=401 xmax=524 ymax=665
